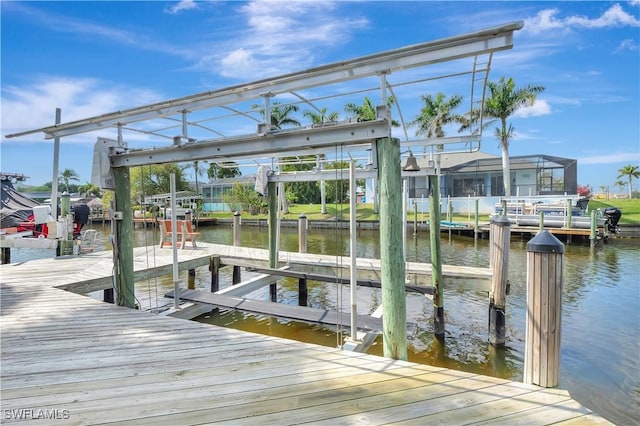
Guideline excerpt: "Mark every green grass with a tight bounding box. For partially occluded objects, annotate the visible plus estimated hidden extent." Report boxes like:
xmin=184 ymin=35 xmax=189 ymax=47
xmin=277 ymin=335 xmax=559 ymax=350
xmin=200 ymin=199 xmax=640 ymax=225
xmin=588 ymin=199 xmax=640 ymax=225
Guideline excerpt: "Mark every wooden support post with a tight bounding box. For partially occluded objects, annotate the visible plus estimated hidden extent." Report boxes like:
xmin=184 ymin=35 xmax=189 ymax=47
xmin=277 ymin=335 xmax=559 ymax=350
xmin=413 ymin=201 xmax=418 ymax=236
xmin=377 ymin=137 xmax=407 ymax=360
xmin=209 ymin=256 xmax=220 ymax=293
xmin=232 ymin=211 xmax=242 ymax=284
xmin=298 ymin=213 xmax=308 ymax=306
xmin=59 ymin=193 xmax=74 ymax=256
xmin=590 ymin=210 xmax=597 ymax=248
xmin=474 ymin=199 xmax=479 ymax=240
xmin=447 ymin=197 xmax=453 ymax=238
xmin=268 ymin=181 xmax=278 ymax=302
xmin=489 ymin=215 xmax=511 ymax=346
xmin=1 ymin=247 xmax=10 ymax=264
xmin=429 ymin=174 xmax=445 ymax=340
xmin=188 ymin=268 xmax=196 ymax=290
xmin=113 ymin=167 xmax=135 ymax=309
xmin=524 ymin=231 xmax=564 ymax=388
xmin=566 ymin=198 xmax=573 ymax=244
xmin=539 ymin=211 xmax=545 ymax=232
xmin=502 ymin=200 xmax=508 ymax=216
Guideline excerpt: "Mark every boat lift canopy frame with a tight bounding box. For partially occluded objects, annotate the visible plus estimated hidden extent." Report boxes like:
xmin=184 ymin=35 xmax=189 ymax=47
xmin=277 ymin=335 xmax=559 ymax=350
xmin=6 ymin=22 xmax=523 ymax=171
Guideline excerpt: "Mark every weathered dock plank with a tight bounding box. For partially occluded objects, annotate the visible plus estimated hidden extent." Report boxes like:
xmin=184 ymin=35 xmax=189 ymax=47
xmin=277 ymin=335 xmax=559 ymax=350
xmin=0 ymin=250 xmax=610 ymax=425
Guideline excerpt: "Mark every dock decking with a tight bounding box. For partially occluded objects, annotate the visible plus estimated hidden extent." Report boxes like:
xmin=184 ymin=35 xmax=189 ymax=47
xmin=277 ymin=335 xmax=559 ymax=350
xmin=0 ymin=246 xmax=611 ymax=424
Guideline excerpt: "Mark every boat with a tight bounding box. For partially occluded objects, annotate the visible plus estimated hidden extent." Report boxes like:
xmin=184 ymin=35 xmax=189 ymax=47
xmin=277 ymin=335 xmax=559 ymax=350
xmin=0 ymin=174 xmax=91 ymax=250
xmin=490 ymin=196 xmax=621 ymax=233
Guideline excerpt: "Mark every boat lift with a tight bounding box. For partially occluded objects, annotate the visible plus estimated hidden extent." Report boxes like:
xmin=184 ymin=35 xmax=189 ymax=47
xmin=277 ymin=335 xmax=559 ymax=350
xmin=5 ymin=22 xmax=524 ymax=360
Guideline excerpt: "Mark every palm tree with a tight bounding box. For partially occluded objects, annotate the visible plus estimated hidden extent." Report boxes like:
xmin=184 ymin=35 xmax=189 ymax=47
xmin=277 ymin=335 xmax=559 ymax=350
xmin=78 ymin=181 xmax=102 ymax=198
xmin=303 ymin=107 xmax=339 ymax=125
xmin=252 ymin=101 xmax=301 ymax=130
xmin=617 ymin=165 xmax=640 ymax=198
xmin=411 ymin=92 xmax=464 ymax=138
xmin=207 ymin=162 xmax=241 ymax=180
xmin=344 ymin=96 xmax=399 ymax=127
xmin=60 ymin=168 xmax=80 ymax=193
xmin=482 ymin=77 xmax=545 ymax=196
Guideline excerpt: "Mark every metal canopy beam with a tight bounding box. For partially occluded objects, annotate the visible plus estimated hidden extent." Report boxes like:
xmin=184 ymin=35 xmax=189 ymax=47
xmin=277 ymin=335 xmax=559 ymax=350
xmin=6 ymin=22 xmax=522 ymax=140
xmin=110 ymin=119 xmax=388 ymax=168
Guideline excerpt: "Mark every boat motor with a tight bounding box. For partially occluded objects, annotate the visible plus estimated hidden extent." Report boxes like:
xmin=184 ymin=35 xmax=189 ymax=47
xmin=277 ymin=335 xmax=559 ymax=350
xmin=603 ymin=207 xmax=622 ymax=233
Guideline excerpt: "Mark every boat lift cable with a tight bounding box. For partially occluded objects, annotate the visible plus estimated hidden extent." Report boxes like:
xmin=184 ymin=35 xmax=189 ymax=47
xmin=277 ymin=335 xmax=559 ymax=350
xmin=140 ymin=165 xmax=160 ymax=312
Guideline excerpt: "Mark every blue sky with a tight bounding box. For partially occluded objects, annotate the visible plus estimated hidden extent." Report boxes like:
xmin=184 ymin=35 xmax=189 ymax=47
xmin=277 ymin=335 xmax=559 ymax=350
xmin=1 ymin=1 xmax=639 ymax=191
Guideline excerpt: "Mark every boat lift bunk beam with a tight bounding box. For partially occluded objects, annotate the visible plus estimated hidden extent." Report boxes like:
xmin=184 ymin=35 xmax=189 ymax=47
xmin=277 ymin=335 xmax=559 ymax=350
xmin=6 ymin=22 xmax=523 ymax=141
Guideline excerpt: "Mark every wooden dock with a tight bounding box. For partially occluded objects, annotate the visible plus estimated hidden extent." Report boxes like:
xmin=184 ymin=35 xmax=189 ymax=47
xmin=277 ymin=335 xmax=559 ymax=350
xmin=0 ymin=245 xmax=611 ymax=424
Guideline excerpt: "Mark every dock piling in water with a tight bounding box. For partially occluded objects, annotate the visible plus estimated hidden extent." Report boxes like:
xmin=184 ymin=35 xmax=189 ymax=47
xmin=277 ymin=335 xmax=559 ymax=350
xmin=524 ymin=230 xmax=564 ymax=387
xmin=298 ymin=213 xmax=308 ymax=306
xmin=232 ymin=211 xmax=242 ymax=284
xmin=489 ymin=215 xmax=511 ymax=346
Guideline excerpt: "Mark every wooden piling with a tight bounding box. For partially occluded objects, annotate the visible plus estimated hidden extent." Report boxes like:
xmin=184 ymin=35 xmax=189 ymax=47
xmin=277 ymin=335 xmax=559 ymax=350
xmin=232 ymin=211 xmax=241 ymax=284
xmin=209 ymin=255 xmax=221 ymax=293
xmin=113 ymin=166 xmax=135 ymax=309
xmin=489 ymin=215 xmax=511 ymax=346
xmin=1 ymin=247 xmax=10 ymax=264
xmin=428 ymin=174 xmax=445 ymax=340
xmin=298 ymin=213 xmax=308 ymax=306
xmin=268 ymin=181 xmax=278 ymax=302
xmin=474 ymin=199 xmax=479 ymax=240
xmin=524 ymin=230 xmax=564 ymax=388
xmin=377 ymin=137 xmax=407 ymax=360
xmin=539 ymin=211 xmax=545 ymax=232
xmin=590 ymin=210 xmax=597 ymax=248
xmin=188 ymin=268 xmax=196 ymax=290
xmin=59 ymin=193 xmax=74 ymax=256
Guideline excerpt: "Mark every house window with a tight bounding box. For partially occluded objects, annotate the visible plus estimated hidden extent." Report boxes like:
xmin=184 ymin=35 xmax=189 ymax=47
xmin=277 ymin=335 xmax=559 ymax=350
xmin=453 ymin=178 xmax=486 ymax=197
xmin=491 ymin=175 xmax=504 ymax=196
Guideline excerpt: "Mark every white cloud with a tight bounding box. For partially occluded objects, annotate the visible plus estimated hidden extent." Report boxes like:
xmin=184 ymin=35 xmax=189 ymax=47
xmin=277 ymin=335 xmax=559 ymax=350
xmin=211 ymin=0 xmax=369 ymax=79
xmin=524 ymin=4 xmax=640 ymax=34
xmin=614 ymin=38 xmax=639 ymax=53
xmin=1 ymin=77 xmax=161 ymax=144
xmin=514 ymin=99 xmax=552 ymax=118
xmin=165 ymin=0 xmax=198 ymax=14
xmin=578 ymin=152 xmax=640 ymax=165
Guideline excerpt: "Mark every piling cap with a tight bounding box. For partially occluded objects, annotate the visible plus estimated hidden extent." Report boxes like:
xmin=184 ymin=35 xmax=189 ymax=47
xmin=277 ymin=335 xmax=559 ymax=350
xmin=491 ymin=215 xmax=512 ymax=227
xmin=527 ymin=230 xmax=565 ymax=254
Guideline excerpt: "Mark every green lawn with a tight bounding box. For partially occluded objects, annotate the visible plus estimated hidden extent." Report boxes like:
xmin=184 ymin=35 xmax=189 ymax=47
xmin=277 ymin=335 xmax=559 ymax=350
xmin=588 ymin=199 xmax=640 ymax=225
xmin=200 ymin=199 xmax=640 ymax=226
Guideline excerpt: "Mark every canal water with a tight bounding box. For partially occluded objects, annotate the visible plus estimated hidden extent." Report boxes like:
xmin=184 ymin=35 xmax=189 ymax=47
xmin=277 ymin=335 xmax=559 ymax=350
xmin=8 ymin=224 xmax=639 ymax=424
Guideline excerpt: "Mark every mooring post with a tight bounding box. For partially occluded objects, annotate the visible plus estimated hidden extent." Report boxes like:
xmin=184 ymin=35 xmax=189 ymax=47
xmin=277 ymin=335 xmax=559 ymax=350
xmin=428 ymin=174 xmax=445 ymax=341
xmin=590 ymin=210 xmax=597 ymax=248
xmin=566 ymin=198 xmax=573 ymax=229
xmin=413 ymin=201 xmax=418 ymax=236
xmin=474 ymin=199 xmax=479 ymax=240
xmin=188 ymin=268 xmax=196 ymax=290
xmin=113 ymin=166 xmax=135 ymax=309
xmin=524 ymin=230 xmax=564 ymax=387
xmin=232 ymin=211 xmax=242 ymax=285
xmin=209 ymin=255 xmax=220 ymax=293
xmin=297 ymin=213 xmax=308 ymax=306
xmin=539 ymin=211 xmax=545 ymax=232
xmin=268 ymin=181 xmax=278 ymax=302
xmin=489 ymin=215 xmax=511 ymax=346
xmin=377 ymin=137 xmax=407 ymax=360
xmin=59 ymin=192 xmax=74 ymax=256
xmin=502 ymin=200 xmax=508 ymax=216
xmin=1 ymin=247 xmax=10 ymax=264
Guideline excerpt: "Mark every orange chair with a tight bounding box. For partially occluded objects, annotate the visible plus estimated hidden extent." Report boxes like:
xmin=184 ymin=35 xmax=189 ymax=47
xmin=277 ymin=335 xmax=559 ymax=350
xmin=159 ymin=219 xmax=182 ymax=248
xmin=181 ymin=220 xmax=200 ymax=249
